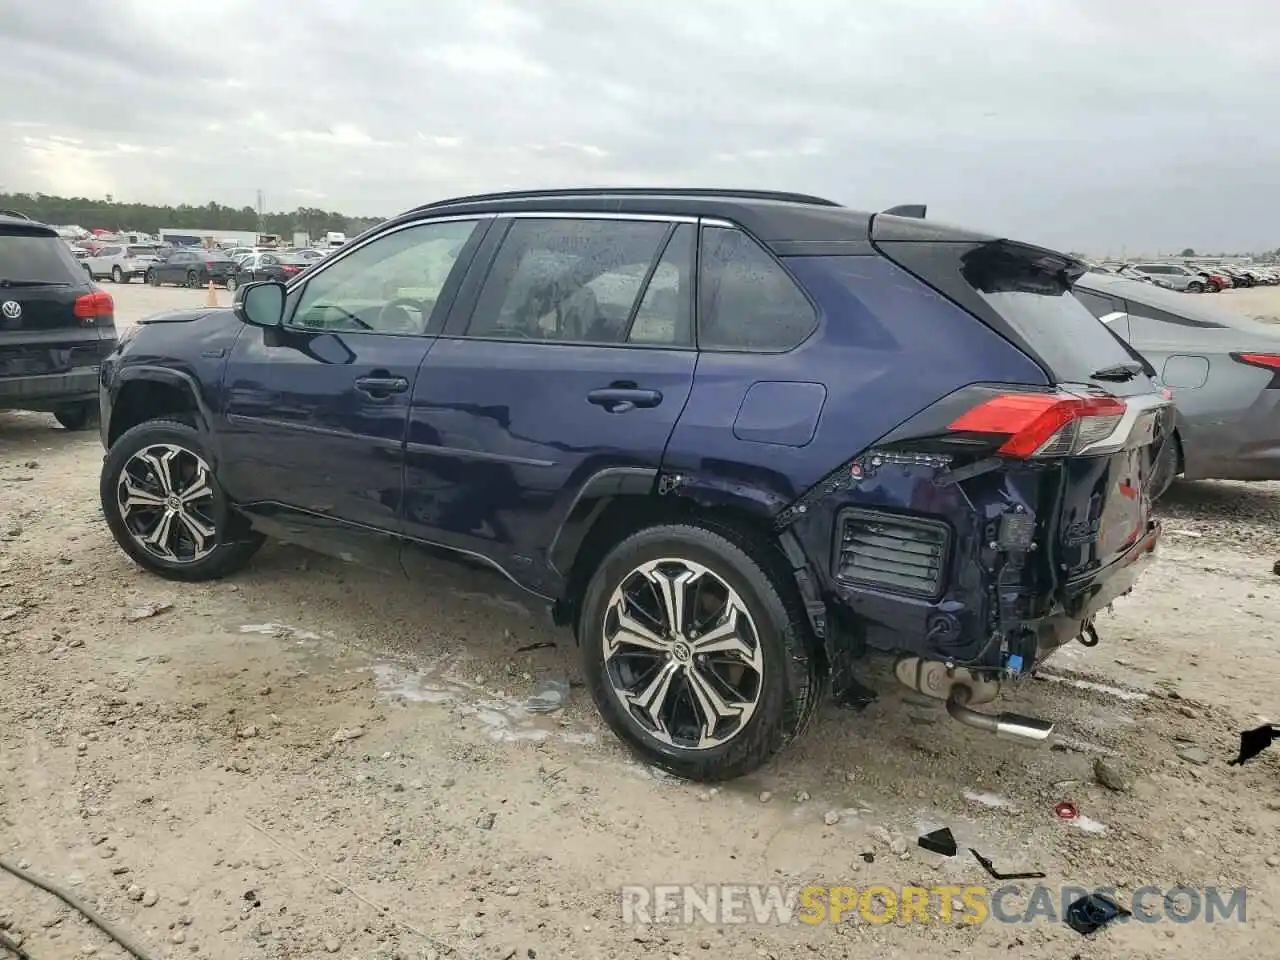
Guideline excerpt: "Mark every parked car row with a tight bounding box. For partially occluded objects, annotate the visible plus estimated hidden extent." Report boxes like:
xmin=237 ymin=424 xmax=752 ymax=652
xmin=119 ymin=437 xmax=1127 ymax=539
xmin=1092 ymin=260 xmax=1280 ymax=293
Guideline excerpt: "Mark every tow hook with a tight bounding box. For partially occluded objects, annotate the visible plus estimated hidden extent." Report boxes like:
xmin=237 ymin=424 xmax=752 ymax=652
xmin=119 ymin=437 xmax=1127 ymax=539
xmin=945 ymin=685 xmax=1055 ymax=744
xmin=1076 ymin=621 xmax=1100 ymax=647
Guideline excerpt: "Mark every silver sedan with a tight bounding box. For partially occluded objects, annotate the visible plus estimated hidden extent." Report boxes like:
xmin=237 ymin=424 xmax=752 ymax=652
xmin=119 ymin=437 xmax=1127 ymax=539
xmin=1075 ymin=272 xmax=1280 ymax=483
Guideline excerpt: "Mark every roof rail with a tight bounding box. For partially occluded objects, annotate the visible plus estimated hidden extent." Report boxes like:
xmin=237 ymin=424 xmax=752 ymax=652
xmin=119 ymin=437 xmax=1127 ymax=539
xmin=882 ymin=204 xmax=926 ymax=218
xmin=414 ymin=187 xmax=843 ymax=211
xmin=0 ymin=208 xmax=33 ymax=220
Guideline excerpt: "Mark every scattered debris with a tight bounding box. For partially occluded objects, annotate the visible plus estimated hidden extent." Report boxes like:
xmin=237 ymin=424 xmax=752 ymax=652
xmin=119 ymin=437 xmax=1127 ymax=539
xmin=860 ymin=852 xmax=875 ymax=864
xmin=758 ymin=791 xmax=772 ymax=803
xmin=1093 ymin=757 xmax=1134 ymax=792
xmin=524 ymin=678 xmax=569 ymax=714
xmin=822 ymin=810 xmax=840 ymax=826
xmin=0 ymin=855 xmax=159 ymax=960
xmin=918 ymin=827 xmax=957 ymax=858
xmin=0 ymin=608 xmax=21 ymax=622
xmin=1064 ymin=892 xmax=1130 ymax=936
xmin=514 ymin=641 xmax=556 ymax=653
xmin=969 ymin=848 xmax=1046 ymax=881
xmin=125 ymin=602 xmax=172 ymax=623
xmin=1054 ymin=801 xmax=1079 ymax=821
xmin=1227 ymin=724 xmax=1277 ymax=766
xmin=1167 ymin=529 xmax=1203 ymax=538
xmin=476 ymin=812 xmax=497 ymax=830
xmin=330 ymin=726 xmax=365 ymax=743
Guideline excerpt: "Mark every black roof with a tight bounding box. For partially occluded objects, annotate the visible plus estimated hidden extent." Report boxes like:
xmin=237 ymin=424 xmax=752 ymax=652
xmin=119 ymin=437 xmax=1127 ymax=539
xmin=393 ymin=187 xmax=996 ymax=247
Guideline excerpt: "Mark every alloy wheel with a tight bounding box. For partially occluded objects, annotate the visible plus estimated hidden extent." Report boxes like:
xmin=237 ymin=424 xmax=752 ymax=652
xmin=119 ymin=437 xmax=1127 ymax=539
xmin=116 ymin=443 xmax=218 ymax=563
xmin=601 ymin=558 xmax=765 ymax=750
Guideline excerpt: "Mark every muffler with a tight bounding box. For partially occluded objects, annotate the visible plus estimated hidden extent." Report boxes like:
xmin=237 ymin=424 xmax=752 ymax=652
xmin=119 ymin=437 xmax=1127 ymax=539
xmin=945 ymin=685 xmax=1054 ymax=744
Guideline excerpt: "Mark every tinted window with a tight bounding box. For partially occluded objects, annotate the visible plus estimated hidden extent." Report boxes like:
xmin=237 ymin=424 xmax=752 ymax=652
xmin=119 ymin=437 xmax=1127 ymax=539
xmin=698 ymin=227 xmax=816 ymax=352
xmin=467 ymin=218 xmax=668 ymax=343
xmin=0 ymin=229 xmax=81 ymax=284
xmin=290 ymin=219 xmax=478 ymax=336
xmin=1073 ymin=289 xmax=1122 ymax=320
xmin=960 ymin=247 xmax=1138 ymax=383
xmin=627 ymin=224 xmax=694 ymax=347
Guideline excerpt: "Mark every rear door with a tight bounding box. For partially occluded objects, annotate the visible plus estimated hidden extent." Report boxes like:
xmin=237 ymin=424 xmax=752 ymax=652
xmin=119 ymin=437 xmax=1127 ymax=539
xmin=0 ymin=223 xmax=109 ymax=394
xmin=404 ymin=214 xmax=698 ymax=594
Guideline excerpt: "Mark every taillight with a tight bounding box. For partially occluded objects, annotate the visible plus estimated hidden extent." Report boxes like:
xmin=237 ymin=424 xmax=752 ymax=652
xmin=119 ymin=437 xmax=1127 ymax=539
xmin=1231 ymin=352 xmax=1280 ymax=371
xmin=281 ymin=265 xmax=299 ymax=274
xmin=74 ymin=290 xmax=114 ymax=325
xmin=948 ymin=391 xmax=1126 ymax=458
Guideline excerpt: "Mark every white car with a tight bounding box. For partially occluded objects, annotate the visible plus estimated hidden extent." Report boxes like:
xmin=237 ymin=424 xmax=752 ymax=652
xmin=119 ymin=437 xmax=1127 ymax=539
xmin=83 ymin=243 xmax=161 ymax=283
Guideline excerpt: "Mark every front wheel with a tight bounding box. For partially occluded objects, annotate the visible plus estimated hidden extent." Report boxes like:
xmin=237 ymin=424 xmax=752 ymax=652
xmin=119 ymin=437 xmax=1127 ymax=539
xmin=1187 ymin=281 xmax=1204 ymax=293
xmin=578 ymin=523 xmax=822 ymax=782
xmin=111 ymin=266 xmax=124 ymax=283
xmin=225 ymin=275 xmax=238 ymax=293
xmin=100 ymin=419 xmax=264 ymax=581
xmin=146 ymin=270 xmax=160 ymax=286
xmin=185 ymin=270 xmax=200 ymax=288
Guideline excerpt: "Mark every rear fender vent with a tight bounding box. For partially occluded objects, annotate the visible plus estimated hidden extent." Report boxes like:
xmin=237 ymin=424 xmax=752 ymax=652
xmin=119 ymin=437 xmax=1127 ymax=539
xmin=834 ymin=508 xmax=951 ymax=599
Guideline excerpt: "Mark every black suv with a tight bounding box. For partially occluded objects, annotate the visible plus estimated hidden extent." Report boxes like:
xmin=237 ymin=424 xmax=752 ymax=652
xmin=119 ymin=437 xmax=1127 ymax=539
xmin=1 ymin=214 xmax=116 ymax=429
xmin=98 ymin=188 xmax=1169 ymax=781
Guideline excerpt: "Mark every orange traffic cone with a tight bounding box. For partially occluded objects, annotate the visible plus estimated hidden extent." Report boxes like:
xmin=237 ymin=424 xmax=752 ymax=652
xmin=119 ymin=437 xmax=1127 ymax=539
xmin=205 ymin=281 xmax=218 ymax=307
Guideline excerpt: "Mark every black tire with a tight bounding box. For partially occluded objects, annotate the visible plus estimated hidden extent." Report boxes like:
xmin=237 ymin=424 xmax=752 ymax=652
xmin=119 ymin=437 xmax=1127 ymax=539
xmin=146 ymin=269 xmax=159 ymax=287
xmin=1206 ymin=282 xmax=1220 ymax=293
xmin=111 ymin=266 xmax=123 ymax=283
xmin=53 ymin=402 xmax=95 ymax=431
xmin=84 ymin=263 xmax=94 ymax=278
xmin=186 ymin=270 xmax=199 ymax=289
xmin=100 ymin=418 xmax=264 ymax=581
xmin=578 ymin=522 xmax=822 ymax=782
xmin=225 ymin=274 xmax=238 ymax=293
xmin=1187 ymin=281 xmax=1203 ymax=293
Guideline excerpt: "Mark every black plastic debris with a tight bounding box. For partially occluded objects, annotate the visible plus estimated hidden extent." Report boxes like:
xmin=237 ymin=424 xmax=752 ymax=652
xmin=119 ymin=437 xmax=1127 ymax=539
xmin=860 ymin=852 xmax=875 ymax=864
xmin=918 ymin=827 xmax=957 ymax=857
xmin=1064 ymin=893 xmax=1130 ymax=935
xmin=969 ymin=848 xmax=1046 ymax=881
xmin=515 ymin=641 xmax=556 ymax=653
xmin=1228 ymin=724 xmax=1278 ymax=766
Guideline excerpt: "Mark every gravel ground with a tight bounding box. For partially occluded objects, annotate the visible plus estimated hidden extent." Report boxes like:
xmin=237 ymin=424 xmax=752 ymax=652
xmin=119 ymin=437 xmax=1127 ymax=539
xmin=1 ymin=283 xmax=1279 ymax=959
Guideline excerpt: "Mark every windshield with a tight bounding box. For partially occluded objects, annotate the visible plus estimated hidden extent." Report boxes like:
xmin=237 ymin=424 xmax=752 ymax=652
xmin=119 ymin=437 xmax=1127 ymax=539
xmin=0 ymin=229 xmax=81 ymax=284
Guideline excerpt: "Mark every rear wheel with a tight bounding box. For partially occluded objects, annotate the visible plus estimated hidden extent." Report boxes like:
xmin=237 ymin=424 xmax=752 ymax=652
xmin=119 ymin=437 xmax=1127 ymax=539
xmin=578 ymin=522 xmax=822 ymax=782
xmin=185 ymin=270 xmax=200 ymax=288
xmin=53 ymin=402 xmax=95 ymax=431
xmin=100 ymin=419 xmax=264 ymax=581
xmin=1206 ymin=281 xmax=1220 ymax=293
xmin=111 ymin=266 xmax=124 ymax=283
xmin=225 ymin=274 xmax=238 ymax=293
xmin=1187 ymin=281 xmax=1204 ymax=293
xmin=1151 ymin=432 xmax=1180 ymax=500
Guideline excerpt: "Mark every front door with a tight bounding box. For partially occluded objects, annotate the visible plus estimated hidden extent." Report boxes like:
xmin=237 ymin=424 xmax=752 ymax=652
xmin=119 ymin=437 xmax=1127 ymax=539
xmin=217 ymin=217 xmax=488 ymax=568
xmin=403 ymin=215 xmax=698 ymax=594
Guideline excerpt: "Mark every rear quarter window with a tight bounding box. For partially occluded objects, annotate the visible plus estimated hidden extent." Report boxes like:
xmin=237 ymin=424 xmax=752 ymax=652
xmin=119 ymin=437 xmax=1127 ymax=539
xmin=697 ymin=226 xmax=816 ymax=352
xmin=0 ymin=229 xmax=82 ymax=284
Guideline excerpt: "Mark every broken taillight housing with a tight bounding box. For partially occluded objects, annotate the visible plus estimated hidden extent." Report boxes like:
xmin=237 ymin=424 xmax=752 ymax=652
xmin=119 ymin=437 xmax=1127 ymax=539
xmin=948 ymin=391 xmax=1126 ymax=458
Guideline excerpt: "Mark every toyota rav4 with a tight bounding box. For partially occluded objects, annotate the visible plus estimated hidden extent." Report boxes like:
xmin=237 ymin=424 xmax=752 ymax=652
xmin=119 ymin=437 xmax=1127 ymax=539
xmin=97 ymin=188 xmax=1170 ymax=781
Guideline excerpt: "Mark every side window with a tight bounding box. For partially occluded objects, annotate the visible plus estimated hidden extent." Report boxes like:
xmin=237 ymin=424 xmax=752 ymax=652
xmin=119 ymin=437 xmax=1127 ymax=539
xmin=698 ymin=227 xmax=817 ymax=352
xmin=1074 ymin=289 xmax=1120 ymax=320
xmin=289 ymin=219 xmax=479 ymax=336
xmin=466 ymin=218 xmax=669 ymax=344
xmin=627 ymin=224 xmax=694 ymax=347
xmin=262 ymin=254 xmax=278 ymax=266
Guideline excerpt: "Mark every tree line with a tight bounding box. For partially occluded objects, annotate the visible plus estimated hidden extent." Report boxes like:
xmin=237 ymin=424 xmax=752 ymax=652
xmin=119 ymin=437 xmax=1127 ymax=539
xmin=0 ymin=192 xmax=383 ymax=241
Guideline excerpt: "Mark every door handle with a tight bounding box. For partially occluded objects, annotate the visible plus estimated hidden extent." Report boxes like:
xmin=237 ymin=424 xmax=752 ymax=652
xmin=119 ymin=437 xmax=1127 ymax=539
xmin=355 ymin=375 xmax=409 ymax=398
xmin=587 ymin=387 xmax=663 ymax=413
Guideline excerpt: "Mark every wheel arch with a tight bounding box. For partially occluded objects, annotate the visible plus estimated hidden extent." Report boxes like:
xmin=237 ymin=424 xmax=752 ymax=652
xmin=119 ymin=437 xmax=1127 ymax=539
xmin=550 ymin=470 xmax=827 ymax=660
xmin=108 ymin=368 xmax=214 ymax=449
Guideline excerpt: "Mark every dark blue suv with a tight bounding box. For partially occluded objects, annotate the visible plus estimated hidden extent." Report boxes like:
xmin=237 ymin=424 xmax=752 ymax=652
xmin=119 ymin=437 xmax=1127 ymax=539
xmin=98 ymin=188 xmax=1170 ymax=781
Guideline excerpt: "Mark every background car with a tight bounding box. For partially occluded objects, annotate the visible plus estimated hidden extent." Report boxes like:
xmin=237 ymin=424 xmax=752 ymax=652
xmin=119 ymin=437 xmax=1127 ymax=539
xmin=1126 ymin=262 xmax=1209 ymax=292
xmin=83 ymin=243 xmax=160 ymax=283
xmin=0 ymin=213 xmax=116 ymax=429
xmin=225 ymin=251 xmax=311 ymax=291
xmin=145 ymin=248 xmax=238 ymax=288
xmin=1075 ymin=271 xmax=1280 ymax=484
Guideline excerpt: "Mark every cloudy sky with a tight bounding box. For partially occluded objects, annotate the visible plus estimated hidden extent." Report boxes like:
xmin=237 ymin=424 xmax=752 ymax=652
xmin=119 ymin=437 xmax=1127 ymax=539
xmin=2 ymin=0 xmax=1278 ymax=253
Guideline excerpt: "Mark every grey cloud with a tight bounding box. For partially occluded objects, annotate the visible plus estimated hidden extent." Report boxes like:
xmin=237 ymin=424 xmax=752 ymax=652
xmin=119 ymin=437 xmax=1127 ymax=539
xmin=1 ymin=0 xmax=1278 ymax=252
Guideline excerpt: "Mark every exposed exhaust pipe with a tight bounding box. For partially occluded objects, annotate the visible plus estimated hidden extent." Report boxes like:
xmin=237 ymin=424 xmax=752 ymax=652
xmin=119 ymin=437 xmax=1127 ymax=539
xmin=946 ymin=686 xmax=1054 ymax=744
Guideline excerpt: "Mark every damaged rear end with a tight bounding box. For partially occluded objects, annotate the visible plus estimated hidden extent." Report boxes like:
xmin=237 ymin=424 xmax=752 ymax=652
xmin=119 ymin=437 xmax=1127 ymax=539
xmin=784 ymin=218 xmax=1172 ymax=741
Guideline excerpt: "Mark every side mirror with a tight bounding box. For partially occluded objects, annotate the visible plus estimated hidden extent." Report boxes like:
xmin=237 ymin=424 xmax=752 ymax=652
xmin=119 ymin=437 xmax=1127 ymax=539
xmin=234 ymin=280 xmax=286 ymax=328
